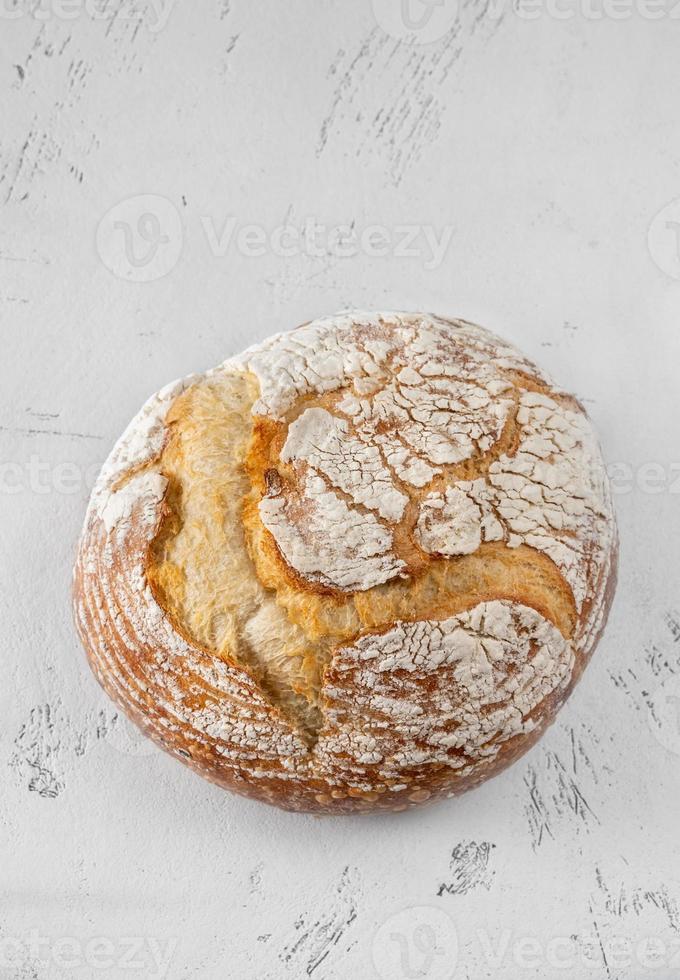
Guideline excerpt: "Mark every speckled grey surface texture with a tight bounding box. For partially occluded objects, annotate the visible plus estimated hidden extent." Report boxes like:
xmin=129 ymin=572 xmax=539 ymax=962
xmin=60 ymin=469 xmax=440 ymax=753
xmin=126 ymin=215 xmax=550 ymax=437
xmin=1 ymin=4 xmax=680 ymax=978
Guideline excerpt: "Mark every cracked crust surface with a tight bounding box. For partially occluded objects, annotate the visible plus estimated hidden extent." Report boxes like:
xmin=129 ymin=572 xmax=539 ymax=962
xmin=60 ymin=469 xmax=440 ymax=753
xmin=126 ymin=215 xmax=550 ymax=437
xmin=73 ymin=312 xmax=617 ymax=813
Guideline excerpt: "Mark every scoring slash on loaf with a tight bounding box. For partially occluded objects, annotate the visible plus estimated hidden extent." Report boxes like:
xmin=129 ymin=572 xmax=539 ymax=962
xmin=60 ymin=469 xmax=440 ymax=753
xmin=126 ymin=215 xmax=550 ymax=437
xmin=73 ymin=312 xmax=617 ymax=813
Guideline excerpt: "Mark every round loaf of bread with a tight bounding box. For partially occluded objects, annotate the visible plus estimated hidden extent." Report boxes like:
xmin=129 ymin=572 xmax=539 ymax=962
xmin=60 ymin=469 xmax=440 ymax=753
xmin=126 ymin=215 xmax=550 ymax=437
xmin=73 ymin=312 xmax=617 ymax=813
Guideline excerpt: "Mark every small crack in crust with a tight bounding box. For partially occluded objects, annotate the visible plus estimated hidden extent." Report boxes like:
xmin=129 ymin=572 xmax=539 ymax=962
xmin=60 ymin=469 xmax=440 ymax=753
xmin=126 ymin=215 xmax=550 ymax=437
xmin=73 ymin=311 xmax=617 ymax=813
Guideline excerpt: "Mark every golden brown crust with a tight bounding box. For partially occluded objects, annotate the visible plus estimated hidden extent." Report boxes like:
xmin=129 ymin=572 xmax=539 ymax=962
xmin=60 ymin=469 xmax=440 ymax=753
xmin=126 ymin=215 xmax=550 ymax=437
xmin=73 ymin=312 xmax=618 ymax=813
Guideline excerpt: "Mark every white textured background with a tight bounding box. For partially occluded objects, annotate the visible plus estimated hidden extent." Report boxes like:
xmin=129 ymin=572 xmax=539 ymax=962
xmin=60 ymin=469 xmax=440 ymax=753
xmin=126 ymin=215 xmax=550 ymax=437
xmin=2 ymin=3 xmax=680 ymax=979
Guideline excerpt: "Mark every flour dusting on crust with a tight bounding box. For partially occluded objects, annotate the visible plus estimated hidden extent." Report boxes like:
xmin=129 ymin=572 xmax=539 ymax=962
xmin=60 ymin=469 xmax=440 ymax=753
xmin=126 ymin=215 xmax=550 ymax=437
xmin=74 ymin=311 xmax=618 ymax=813
xmin=259 ymin=470 xmax=406 ymax=591
xmin=417 ymin=390 xmax=613 ymax=611
xmin=234 ymin=312 xmax=613 ymax=619
xmin=316 ymin=601 xmax=575 ymax=781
